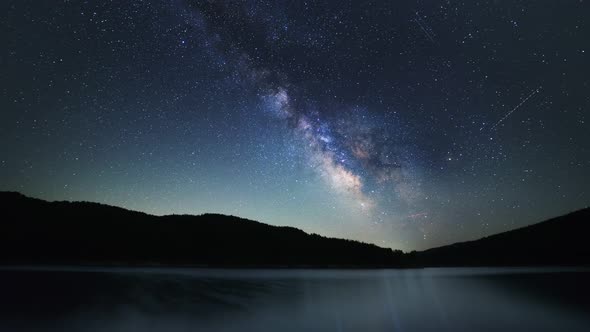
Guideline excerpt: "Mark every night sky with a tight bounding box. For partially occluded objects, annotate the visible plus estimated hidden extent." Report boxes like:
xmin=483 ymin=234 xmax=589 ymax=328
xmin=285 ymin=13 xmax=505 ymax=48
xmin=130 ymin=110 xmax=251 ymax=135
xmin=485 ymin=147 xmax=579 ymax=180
xmin=1 ymin=0 xmax=588 ymax=251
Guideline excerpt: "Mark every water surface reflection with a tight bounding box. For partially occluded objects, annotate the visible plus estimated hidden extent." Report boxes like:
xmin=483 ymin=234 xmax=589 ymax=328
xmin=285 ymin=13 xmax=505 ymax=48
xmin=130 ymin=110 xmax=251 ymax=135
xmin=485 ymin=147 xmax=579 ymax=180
xmin=1 ymin=267 xmax=588 ymax=331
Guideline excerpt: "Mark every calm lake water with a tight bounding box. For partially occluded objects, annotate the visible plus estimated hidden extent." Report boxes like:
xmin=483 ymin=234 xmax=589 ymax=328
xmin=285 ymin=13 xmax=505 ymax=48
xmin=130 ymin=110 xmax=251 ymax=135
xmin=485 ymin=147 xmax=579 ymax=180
xmin=0 ymin=267 xmax=589 ymax=331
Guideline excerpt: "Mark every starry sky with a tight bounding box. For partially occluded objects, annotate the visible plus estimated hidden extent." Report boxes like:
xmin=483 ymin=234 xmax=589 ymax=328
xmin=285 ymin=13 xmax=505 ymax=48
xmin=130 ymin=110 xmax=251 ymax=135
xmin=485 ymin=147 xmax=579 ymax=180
xmin=1 ymin=0 xmax=589 ymax=251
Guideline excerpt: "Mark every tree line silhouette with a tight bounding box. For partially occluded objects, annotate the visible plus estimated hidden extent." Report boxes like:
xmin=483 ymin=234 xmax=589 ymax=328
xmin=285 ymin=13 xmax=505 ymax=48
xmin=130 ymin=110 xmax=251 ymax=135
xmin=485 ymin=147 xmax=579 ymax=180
xmin=1 ymin=192 xmax=588 ymax=267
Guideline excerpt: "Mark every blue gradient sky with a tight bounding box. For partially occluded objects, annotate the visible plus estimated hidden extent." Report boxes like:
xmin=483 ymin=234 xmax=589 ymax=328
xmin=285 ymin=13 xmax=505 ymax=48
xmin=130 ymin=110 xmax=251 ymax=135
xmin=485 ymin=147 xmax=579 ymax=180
xmin=1 ymin=0 xmax=588 ymax=250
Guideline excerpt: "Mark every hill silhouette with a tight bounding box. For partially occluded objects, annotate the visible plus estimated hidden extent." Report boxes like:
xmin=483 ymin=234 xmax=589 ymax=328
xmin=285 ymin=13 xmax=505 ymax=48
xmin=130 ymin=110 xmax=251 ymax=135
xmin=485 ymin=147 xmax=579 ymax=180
xmin=0 ymin=192 xmax=403 ymax=267
xmin=412 ymin=208 xmax=590 ymax=267
xmin=0 ymin=191 xmax=588 ymax=267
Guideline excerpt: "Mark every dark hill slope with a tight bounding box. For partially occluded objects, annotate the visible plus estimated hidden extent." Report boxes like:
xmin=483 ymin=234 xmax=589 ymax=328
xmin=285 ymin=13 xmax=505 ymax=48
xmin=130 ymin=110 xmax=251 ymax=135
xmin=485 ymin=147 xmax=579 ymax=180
xmin=0 ymin=192 xmax=402 ymax=267
xmin=413 ymin=208 xmax=590 ymax=266
xmin=1 ymin=192 xmax=588 ymax=267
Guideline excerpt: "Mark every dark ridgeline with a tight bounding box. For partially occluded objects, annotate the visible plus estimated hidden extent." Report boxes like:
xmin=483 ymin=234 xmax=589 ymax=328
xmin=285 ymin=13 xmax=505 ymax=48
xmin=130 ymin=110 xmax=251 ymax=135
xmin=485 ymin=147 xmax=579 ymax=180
xmin=0 ymin=191 xmax=588 ymax=267
xmin=411 ymin=207 xmax=590 ymax=267
xmin=0 ymin=192 xmax=403 ymax=267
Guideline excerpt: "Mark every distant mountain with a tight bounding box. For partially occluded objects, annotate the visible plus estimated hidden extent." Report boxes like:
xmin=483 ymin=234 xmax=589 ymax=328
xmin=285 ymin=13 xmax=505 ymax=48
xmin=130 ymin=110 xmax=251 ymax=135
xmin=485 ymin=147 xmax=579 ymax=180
xmin=0 ymin=192 xmax=403 ymax=267
xmin=412 ymin=207 xmax=590 ymax=267
xmin=0 ymin=192 xmax=588 ymax=267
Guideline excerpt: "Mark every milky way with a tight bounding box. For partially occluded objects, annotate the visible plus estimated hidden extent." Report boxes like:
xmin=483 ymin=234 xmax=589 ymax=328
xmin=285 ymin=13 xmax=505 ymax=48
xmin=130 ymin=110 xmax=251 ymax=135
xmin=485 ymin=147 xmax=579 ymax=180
xmin=1 ymin=0 xmax=588 ymax=250
xmin=187 ymin=1 xmax=422 ymax=215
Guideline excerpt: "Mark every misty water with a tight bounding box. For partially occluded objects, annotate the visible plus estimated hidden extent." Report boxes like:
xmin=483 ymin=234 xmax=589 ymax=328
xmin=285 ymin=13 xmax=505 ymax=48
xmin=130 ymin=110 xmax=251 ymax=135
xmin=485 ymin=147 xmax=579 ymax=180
xmin=1 ymin=267 xmax=589 ymax=331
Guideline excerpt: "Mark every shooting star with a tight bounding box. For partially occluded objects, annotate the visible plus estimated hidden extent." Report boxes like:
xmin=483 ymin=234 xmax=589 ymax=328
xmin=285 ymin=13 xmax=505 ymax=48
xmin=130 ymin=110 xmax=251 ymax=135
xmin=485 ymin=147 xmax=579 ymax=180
xmin=486 ymin=87 xmax=541 ymax=131
xmin=414 ymin=12 xmax=435 ymax=43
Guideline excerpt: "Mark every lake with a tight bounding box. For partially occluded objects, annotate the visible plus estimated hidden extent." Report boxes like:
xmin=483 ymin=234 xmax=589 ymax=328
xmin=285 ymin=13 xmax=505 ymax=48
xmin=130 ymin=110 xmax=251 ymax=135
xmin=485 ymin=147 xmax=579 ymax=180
xmin=0 ymin=267 xmax=589 ymax=331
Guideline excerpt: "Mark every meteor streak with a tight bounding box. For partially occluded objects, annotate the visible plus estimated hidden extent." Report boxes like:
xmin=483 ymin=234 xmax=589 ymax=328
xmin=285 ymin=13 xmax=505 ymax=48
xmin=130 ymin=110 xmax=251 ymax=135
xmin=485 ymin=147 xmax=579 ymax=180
xmin=487 ymin=87 xmax=541 ymax=131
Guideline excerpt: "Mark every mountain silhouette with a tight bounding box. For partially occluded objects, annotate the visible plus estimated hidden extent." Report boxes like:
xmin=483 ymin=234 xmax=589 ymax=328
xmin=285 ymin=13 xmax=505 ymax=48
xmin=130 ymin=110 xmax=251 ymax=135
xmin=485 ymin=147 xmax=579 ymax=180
xmin=0 ymin=192 xmax=403 ymax=267
xmin=0 ymin=191 xmax=588 ymax=267
xmin=411 ymin=207 xmax=590 ymax=267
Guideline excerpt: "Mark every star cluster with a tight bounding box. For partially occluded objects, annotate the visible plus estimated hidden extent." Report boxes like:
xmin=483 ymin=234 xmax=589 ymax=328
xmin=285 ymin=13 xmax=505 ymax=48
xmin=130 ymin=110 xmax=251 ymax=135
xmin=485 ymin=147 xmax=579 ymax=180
xmin=1 ymin=0 xmax=588 ymax=250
